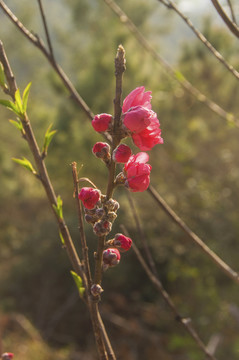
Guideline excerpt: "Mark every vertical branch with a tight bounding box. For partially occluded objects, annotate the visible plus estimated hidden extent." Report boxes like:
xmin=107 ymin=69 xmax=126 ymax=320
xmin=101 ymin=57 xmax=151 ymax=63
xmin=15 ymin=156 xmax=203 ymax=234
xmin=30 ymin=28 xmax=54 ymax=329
xmin=0 ymin=40 xmax=17 ymax=98
xmin=72 ymin=162 xmax=92 ymax=289
xmin=94 ymin=45 xmax=126 ymax=288
xmin=106 ymin=45 xmax=126 ymax=199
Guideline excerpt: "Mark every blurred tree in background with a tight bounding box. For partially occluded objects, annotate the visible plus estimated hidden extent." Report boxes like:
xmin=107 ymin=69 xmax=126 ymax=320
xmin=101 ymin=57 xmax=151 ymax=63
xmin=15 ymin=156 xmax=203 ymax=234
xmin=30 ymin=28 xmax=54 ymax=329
xmin=0 ymin=0 xmax=239 ymax=359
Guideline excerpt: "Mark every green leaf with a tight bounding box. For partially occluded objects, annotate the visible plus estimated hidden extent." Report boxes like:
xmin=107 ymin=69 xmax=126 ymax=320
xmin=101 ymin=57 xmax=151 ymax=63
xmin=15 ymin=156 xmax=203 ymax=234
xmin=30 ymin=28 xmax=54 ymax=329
xmin=0 ymin=62 xmax=5 ymax=87
xmin=43 ymin=123 xmax=57 ymax=154
xmin=22 ymin=82 xmax=32 ymax=113
xmin=52 ymin=195 xmax=63 ymax=219
xmin=12 ymin=157 xmax=36 ymax=174
xmin=14 ymin=89 xmax=23 ymax=114
xmin=0 ymin=99 xmax=20 ymax=115
xmin=9 ymin=119 xmax=23 ymax=131
xmin=70 ymin=271 xmax=85 ymax=298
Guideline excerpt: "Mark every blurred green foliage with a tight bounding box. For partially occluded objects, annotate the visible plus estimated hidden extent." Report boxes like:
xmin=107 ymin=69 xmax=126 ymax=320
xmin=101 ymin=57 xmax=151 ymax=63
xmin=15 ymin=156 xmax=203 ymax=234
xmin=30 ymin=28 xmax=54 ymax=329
xmin=1 ymin=0 xmax=239 ymax=359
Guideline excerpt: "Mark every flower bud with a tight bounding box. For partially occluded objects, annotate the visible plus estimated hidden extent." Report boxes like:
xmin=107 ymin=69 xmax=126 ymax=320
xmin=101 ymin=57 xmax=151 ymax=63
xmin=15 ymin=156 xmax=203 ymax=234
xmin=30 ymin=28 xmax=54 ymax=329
xmin=91 ymin=284 xmax=104 ymax=296
xmin=112 ymin=144 xmax=132 ymax=163
xmin=103 ymin=248 xmax=121 ymax=268
xmin=112 ymin=233 xmax=132 ymax=251
xmin=103 ymin=198 xmax=120 ymax=212
xmin=78 ymin=187 xmax=101 ymax=210
xmin=92 ymin=113 xmax=113 ymax=132
xmin=92 ymin=142 xmax=111 ymax=162
xmin=106 ymin=211 xmax=117 ymax=223
xmin=93 ymin=220 xmax=112 ymax=236
xmin=84 ymin=214 xmax=98 ymax=224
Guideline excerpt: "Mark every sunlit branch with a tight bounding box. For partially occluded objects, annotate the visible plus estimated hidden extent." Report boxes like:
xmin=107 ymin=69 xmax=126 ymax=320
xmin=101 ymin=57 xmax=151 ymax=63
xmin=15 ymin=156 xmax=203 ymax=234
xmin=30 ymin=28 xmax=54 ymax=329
xmin=121 ymin=225 xmax=218 ymax=360
xmin=158 ymin=0 xmax=239 ymax=81
xmin=103 ymin=0 xmax=239 ymax=127
xmin=37 ymin=0 xmax=55 ymax=59
xmin=147 ymin=185 xmax=239 ymax=284
xmin=211 ymin=0 xmax=239 ymax=38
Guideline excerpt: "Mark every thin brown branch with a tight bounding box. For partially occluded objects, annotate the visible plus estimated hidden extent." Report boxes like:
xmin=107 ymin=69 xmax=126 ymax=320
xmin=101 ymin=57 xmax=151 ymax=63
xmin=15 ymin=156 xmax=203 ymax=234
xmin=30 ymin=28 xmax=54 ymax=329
xmin=103 ymin=0 xmax=239 ymax=127
xmin=0 ymin=0 xmax=112 ymax=142
xmin=227 ymin=0 xmax=237 ymax=24
xmin=89 ymin=302 xmax=108 ymax=360
xmin=121 ymin=225 xmax=217 ymax=360
xmin=98 ymin=312 xmax=116 ymax=360
xmin=126 ymin=192 xmax=158 ymax=277
xmin=21 ymin=113 xmax=85 ymax=281
xmin=147 ymin=185 xmax=239 ymax=284
xmin=0 ymin=40 xmax=17 ymax=99
xmin=158 ymin=0 xmax=239 ymax=81
xmin=211 ymin=0 xmax=239 ymax=38
xmin=37 ymin=0 xmax=55 ymax=59
xmin=72 ymin=162 xmax=92 ymax=289
xmin=106 ymin=45 xmax=126 ymax=200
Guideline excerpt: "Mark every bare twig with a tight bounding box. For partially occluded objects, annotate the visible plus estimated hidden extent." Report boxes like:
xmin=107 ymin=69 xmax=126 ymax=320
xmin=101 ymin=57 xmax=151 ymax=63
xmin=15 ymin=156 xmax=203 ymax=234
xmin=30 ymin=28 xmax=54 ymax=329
xmin=37 ymin=0 xmax=55 ymax=59
xmin=0 ymin=1 xmax=96 ymax=125
xmin=227 ymin=0 xmax=237 ymax=24
xmin=72 ymin=162 xmax=92 ymax=289
xmin=0 ymin=40 xmax=17 ymax=98
xmin=158 ymin=0 xmax=239 ymax=81
xmin=211 ymin=0 xmax=239 ymax=38
xmin=121 ymin=225 xmax=217 ymax=360
xmin=103 ymin=0 xmax=239 ymax=127
xmin=147 ymin=185 xmax=239 ymax=284
xmin=126 ymin=192 xmax=158 ymax=277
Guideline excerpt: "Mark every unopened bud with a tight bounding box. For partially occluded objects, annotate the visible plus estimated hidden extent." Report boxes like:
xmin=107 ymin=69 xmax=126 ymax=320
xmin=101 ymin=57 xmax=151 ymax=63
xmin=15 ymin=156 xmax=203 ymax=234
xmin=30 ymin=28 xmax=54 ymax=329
xmin=92 ymin=113 xmax=113 ymax=132
xmin=106 ymin=211 xmax=117 ymax=222
xmin=113 ymin=233 xmax=132 ymax=251
xmin=85 ymin=214 xmax=98 ymax=224
xmin=115 ymin=172 xmax=126 ymax=185
xmin=112 ymin=144 xmax=132 ymax=163
xmin=92 ymin=142 xmax=111 ymax=163
xmin=79 ymin=187 xmax=101 ymax=210
xmin=103 ymin=198 xmax=120 ymax=212
xmin=93 ymin=220 xmax=112 ymax=236
xmin=91 ymin=284 xmax=104 ymax=296
xmin=103 ymin=248 xmax=121 ymax=268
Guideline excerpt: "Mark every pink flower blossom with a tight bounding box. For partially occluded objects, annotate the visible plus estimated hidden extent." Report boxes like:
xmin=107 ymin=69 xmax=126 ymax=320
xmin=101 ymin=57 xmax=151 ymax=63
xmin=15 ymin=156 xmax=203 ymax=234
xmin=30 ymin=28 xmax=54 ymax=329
xmin=78 ymin=187 xmax=101 ymax=209
xmin=103 ymin=248 xmax=121 ymax=267
xmin=132 ymin=115 xmax=164 ymax=151
xmin=92 ymin=142 xmax=110 ymax=159
xmin=113 ymin=233 xmax=132 ymax=251
xmin=92 ymin=113 xmax=112 ymax=132
xmin=124 ymin=152 xmax=152 ymax=192
xmin=112 ymin=144 xmax=132 ymax=163
xmin=123 ymin=106 xmax=154 ymax=133
xmin=122 ymin=86 xmax=152 ymax=113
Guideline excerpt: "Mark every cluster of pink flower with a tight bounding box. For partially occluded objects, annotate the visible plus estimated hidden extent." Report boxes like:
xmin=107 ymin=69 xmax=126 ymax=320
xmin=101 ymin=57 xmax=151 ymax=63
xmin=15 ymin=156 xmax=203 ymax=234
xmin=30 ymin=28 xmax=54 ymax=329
xmin=92 ymin=86 xmax=163 ymax=192
xmin=78 ymin=87 xmax=163 ymax=270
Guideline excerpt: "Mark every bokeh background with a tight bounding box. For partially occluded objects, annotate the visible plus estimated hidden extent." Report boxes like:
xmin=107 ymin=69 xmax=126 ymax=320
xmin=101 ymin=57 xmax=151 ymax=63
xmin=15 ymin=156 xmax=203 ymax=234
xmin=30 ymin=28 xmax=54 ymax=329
xmin=1 ymin=0 xmax=239 ymax=359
